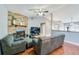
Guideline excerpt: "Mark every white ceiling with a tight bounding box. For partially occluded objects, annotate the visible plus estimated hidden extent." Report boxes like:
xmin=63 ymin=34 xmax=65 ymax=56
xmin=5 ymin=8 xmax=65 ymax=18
xmin=4 ymin=4 xmax=79 ymax=22
xmin=4 ymin=4 xmax=65 ymax=17
xmin=53 ymin=4 xmax=79 ymax=22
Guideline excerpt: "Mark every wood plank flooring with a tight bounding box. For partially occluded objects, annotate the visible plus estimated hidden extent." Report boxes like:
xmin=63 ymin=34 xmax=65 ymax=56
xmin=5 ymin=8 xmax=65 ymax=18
xmin=17 ymin=42 xmax=79 ymax=55
xmin=49 ymin=42 xmax=79 ymax=55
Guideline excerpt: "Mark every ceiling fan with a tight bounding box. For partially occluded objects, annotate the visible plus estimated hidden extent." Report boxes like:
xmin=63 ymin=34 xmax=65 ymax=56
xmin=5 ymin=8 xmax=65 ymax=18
xmin=28 ymin=8 xmax=49 ymax=16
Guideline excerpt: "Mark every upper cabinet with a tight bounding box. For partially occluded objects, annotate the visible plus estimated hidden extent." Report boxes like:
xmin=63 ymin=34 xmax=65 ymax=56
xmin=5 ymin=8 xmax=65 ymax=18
xmin=8 ymin=11 xmax=28 ymax=34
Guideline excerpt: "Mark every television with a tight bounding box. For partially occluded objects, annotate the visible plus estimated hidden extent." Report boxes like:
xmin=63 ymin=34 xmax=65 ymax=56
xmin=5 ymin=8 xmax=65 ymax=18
xmin=30 ymin=27 xmax=40 ymax=36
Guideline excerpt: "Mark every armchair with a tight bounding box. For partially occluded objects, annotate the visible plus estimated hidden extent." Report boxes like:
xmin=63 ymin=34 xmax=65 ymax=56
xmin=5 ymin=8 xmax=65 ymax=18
xmin=0 ymin=40 xmax=1 ymax=55
xmin=1 ymin=34 xmax=26 ymax=55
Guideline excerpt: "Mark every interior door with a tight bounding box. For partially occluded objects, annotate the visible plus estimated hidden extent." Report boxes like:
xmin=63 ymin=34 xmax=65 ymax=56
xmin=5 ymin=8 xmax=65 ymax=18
xmin=40 ymin=23 xmax=46 ymax=36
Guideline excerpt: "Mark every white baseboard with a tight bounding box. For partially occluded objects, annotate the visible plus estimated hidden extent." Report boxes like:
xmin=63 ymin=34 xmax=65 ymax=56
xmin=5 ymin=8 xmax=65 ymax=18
xmin=64 ymin=40 xmax=79 ymax=46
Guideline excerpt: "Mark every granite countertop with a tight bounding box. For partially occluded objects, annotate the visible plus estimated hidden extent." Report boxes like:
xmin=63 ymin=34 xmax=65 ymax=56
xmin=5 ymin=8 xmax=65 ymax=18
xmin=52 ymin=30 xmax=79 ymax=33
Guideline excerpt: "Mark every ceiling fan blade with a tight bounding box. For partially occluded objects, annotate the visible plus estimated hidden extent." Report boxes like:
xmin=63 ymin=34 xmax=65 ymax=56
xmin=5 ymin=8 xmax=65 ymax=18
xmin=28 ymin=9 xmax=40 ymax=11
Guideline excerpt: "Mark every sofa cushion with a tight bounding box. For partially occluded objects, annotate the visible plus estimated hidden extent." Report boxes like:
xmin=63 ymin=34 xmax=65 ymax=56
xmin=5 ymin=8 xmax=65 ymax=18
xmin=12 ymin=40 xmax=26 ymax=47
xmin=32 ymin=38 xmax=39 ymax=45
xmin=51 ymin=33 xmax=65 ymax=38
xmin=14 ymin=37 xmax=24 ymax=41
xmin=25 ymin=37 xmax=32 ymax=43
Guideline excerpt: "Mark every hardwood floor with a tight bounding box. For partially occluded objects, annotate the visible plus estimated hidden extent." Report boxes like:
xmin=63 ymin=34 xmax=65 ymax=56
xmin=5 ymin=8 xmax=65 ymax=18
xmin=49 ymin=42 xmax=79 ymax=55
xmin=17 ymin=47 xmax=34 ymax=55
xmin=17 ymin=42 xmax=79 ymax=55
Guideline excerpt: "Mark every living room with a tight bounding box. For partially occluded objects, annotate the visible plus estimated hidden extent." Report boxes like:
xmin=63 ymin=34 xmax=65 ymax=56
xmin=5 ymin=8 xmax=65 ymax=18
xmin=0 ymin=4 xmax=79 ymax=55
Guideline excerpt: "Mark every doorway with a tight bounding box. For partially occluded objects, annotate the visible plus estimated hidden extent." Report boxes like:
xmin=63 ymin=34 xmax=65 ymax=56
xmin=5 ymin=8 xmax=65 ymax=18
xmin=40 ymin=23 xmax=46 ymax=36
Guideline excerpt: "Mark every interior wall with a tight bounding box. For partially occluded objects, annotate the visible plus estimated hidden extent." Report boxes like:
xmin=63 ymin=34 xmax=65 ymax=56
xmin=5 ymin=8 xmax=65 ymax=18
xmin=28 ymin=16 xmax=45 ymax=35
xmin=0 ymin=5 xmax=8 ymax=39
xmin=28 ymin=16 xmax=52 ymax=36
xmin=0 ymin=5 xmax=51 ymax=38
xmin=45 ymin=17 xmax=51 ymax=36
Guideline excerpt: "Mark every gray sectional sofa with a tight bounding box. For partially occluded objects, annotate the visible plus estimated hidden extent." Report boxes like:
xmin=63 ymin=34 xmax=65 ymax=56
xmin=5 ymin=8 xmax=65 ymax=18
xmin=0 ymin=32 xmax=65 ymax=55
xmin=34 ymin=34 xmax=65 ymax=55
